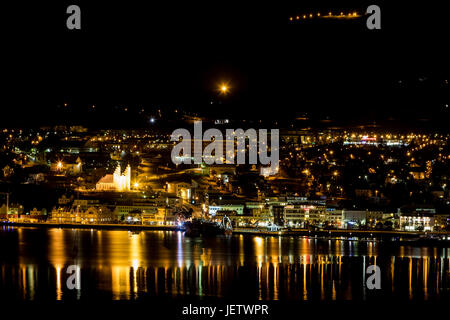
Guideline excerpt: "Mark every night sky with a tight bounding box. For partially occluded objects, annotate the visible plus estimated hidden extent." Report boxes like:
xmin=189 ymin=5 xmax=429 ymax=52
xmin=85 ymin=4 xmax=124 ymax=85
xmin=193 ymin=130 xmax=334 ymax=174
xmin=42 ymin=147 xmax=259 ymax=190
xmin=2 ymin=1 xmax=449 ymax=127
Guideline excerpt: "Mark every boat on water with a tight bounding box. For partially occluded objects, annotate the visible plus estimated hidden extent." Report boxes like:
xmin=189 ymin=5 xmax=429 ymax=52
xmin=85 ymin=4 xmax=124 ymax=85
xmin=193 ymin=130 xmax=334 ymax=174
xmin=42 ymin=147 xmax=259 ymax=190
xmin=184 ymin=217 xmax=232 ymax=237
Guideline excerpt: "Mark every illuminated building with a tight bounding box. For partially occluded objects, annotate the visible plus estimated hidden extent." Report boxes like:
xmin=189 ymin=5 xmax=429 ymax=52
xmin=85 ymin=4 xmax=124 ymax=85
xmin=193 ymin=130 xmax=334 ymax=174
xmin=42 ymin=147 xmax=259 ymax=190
xmin=50 ymin=205 xmax=115 ymax=224
xmin=166 ymin=181 xmax=196 ymax=201
xmin=400 ymin=207 xmax=436 ymax=231
xmin=247 ymin=204 xmax=274 ymax=226
xmin=0 ymin=203 xmax=24 ymax=220
xmin=208 ymin=204 xmax=244 ymax=216
xmin=141 ymin=208 xmax=173 ymax=225
xmin=96 ymin=164 xmax=131 ymax=191
xmin=50 ymin=157 xmax=82 ymax=174
xmin=115 ymin=202 xmax=158 ymax=218
xmin=23 ymin=208 xmax=47 ymax=223
xmin=400 ymin=213 xmax=435 ymax=231
xmin=283 ymin=204 xmax=328 ymax=227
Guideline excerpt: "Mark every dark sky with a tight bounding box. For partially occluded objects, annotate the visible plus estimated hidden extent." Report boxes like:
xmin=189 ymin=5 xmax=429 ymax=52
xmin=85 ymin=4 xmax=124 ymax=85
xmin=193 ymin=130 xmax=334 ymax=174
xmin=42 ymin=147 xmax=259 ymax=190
xmin=1 ymin=1 xmax=449 ymax=126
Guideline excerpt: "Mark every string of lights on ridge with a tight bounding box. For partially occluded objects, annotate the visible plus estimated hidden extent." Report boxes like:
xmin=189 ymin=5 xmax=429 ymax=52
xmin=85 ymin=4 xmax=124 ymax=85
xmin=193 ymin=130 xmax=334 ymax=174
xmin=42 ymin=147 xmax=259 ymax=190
xmin=289 ymin=11 xmax=364 ymax=22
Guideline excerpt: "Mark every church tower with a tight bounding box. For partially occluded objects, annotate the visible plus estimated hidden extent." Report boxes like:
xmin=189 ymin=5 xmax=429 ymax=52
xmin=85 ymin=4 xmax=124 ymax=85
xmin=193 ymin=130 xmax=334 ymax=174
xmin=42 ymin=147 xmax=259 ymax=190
xmin=124 ymin=164 xmax=131 ymax=191
xmin=112 ymin=163 xmax=131 ymax=191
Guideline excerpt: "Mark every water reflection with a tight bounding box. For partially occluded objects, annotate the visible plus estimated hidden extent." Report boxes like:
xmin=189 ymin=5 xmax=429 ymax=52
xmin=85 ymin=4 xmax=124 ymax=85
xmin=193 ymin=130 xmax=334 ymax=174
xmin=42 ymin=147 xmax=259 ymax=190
xmin=0 ymin=226 xmax=449 ymax=300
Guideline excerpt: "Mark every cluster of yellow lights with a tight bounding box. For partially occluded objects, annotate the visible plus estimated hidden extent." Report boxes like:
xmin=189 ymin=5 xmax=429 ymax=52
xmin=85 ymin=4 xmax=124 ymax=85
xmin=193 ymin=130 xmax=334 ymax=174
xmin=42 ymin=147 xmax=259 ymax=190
xmin=218 ymin=83 xmax=230 ymax=94
xmin=289 ymin=11 xmax=360 ymax=21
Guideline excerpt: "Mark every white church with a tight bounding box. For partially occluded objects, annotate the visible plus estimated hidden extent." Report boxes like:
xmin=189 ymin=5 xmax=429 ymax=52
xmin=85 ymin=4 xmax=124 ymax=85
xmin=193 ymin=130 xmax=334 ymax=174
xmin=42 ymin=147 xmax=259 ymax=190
xmin=96 ymin=164 xmax=131 ymax=191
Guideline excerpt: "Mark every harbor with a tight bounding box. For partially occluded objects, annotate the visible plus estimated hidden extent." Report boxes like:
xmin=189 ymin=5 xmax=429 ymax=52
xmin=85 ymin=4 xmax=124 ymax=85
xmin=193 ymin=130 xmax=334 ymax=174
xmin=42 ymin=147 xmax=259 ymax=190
xmin=1 ymin=225 xmax=449 ymax=301
xmin=2 ymin=220 xmax=450 ymax=243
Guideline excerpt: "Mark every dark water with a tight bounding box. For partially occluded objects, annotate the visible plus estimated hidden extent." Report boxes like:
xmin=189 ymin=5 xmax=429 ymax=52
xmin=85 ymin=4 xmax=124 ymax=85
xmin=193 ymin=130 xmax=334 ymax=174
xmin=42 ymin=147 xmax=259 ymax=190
xmin=0 ymin=226 xmax=449 ymax=301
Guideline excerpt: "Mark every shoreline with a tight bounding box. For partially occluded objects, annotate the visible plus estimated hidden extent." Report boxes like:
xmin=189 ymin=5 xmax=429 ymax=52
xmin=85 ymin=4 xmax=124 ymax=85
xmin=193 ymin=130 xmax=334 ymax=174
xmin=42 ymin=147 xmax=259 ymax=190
xmin=2 ymin=221 xmax=450 ymax=240
xmin=0 ymin=221 xmax=182 ymax=232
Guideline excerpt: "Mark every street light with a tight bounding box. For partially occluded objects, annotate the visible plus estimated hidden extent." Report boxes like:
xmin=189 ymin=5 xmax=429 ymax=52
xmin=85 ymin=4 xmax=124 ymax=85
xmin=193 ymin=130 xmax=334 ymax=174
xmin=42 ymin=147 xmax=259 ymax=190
xmin=219 ymin=83 xmax=229 ymax=94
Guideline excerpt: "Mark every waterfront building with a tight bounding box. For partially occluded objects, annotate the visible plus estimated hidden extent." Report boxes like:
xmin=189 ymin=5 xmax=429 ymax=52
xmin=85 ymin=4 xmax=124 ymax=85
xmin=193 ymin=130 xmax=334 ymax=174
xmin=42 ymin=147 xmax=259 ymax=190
xmin=50 ymin=205 xmax=115 ymax=224
xmin=247 ymin=203 xmax=274 ymax=224
xmin=209 ymin=204 xmax=244 ymax=216
xmin=400 ymin=212 xmax=435 ymax=231
xmin=342 ymin=210 xmax=367 ymax=228
xmin=341 ymin=209 xmax=395 ymax=228
xmin=120 ymin=206 xmax=176 ymax=225
xmin=283 ymin=204 xmax=327 ymax=227
xmin=399 ymin=206 xmax=436 ymax=231
xmin=116 ymin=202 xmax=158 ymax=219
xmin=212 ymin=209 xmax=239 ymax=225
xmin=141 ymin=207 xmax=170 ymax=225
xmin=325 ymin=208 xmax=343 ymax=227
xmin=23 ymin=208 xmax=47 ymax=223
xmin=251 ymin=206 xmax=273 ymax=226
xmin=0 ymin=203 xmax=24 ymax=220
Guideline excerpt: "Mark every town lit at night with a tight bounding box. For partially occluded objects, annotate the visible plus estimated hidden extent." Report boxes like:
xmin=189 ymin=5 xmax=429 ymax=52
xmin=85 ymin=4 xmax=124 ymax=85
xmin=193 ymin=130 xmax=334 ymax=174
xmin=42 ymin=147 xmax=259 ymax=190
xmin=0 ymin=2 xmax=449 ymax=319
